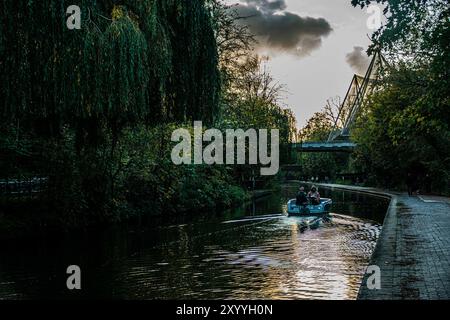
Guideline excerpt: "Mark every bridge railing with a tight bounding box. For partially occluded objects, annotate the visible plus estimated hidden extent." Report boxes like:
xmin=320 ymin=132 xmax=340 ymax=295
xmin=293 ymin=141 xmax=356 ymax=153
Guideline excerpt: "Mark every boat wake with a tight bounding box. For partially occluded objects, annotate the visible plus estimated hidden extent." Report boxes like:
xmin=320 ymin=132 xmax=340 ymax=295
xmin=221 ymin=214 xmax=284 ymax=224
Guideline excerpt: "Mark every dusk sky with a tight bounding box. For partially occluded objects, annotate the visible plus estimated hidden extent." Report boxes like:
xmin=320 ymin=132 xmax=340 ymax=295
xmin=227 ymin=0 xmax=379 ymax=127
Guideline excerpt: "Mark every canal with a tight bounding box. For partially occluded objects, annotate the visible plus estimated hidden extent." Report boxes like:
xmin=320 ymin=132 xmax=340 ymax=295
xmin=0 ymin=183 xmax=390 ymax=300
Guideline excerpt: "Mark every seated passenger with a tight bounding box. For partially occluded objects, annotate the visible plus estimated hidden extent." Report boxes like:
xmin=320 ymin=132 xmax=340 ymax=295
xmin=296 ymin=187 xmax=308 ymax=206
xmin=308 ymin=186 xmax=321 ymax=205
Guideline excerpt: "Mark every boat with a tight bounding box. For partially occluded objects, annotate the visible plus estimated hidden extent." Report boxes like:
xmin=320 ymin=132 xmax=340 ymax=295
xmin=287 ymin=198 xmax=332 ymax=216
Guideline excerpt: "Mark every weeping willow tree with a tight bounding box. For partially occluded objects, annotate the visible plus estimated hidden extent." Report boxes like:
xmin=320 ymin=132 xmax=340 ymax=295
xmin=0 ymin=0 xmax=220 ymax=140
xmin=0 ymin=0 xmax=220 ymax=158
xmin=0 ymin=0 xmax=221 ymax=220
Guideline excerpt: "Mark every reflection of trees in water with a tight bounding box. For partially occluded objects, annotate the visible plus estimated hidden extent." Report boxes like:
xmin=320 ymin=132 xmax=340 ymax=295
xmin=0 ymin=186 xmax=388 ymax=299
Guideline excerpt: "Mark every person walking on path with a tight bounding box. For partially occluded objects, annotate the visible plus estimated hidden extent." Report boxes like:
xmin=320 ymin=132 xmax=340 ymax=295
xmin=406 ymin=173 xmax=415 ymax=196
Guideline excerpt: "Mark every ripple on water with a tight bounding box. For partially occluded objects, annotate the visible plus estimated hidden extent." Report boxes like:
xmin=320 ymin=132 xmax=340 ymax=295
xmin=103 ymin=214 xmax=381 ymax=300
xmin=0 ymin=199 xmax=384 ymax=300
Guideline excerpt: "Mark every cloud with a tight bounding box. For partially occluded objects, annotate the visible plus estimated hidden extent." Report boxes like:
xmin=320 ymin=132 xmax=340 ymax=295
xmin=243 ymin=0 xmax=287 ymax=11
xmin=346 ymin=46 xmax=370 ymax=75
xmin=234 ymin=0 xmax=333 ymax=57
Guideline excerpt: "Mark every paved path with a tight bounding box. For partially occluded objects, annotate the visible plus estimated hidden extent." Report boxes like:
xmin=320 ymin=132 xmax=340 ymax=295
xmin=316 ymin=184 xmax=450 ymax=300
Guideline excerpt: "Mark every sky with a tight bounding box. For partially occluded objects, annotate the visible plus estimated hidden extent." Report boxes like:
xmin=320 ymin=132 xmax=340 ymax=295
xmin=226 ymin=0 xmax=378 ymax=127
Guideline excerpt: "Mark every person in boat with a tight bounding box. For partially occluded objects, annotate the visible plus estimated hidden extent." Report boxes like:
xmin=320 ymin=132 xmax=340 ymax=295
xmin=308 ymin=186 xmax=321 ymax=205
xmin=296 ymin=186 xmax=308 ymax=206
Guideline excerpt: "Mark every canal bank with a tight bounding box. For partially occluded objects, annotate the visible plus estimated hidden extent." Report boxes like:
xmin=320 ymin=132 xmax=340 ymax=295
xmin=316 ymin=183 xmax=450 ymax=300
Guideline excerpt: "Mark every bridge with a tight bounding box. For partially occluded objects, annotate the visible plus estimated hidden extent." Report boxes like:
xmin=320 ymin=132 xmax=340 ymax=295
xmin=293 ymin=141 xmax=356 ymax=153
xmin=295 ymin=51 xmax=386 ymax=153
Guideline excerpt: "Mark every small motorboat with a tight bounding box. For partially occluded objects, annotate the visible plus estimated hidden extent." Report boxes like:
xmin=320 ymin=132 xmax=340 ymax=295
xmin=287 ymin=198 xmax=332 ymax=216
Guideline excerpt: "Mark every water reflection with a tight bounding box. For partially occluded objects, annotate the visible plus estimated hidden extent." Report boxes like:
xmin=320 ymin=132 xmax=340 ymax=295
xmin=0 ymin=184 xmax=389 ymax=300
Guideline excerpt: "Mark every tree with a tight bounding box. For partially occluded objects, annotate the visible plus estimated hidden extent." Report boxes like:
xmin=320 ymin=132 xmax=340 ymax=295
xmin=0 ymin=0 xmax=222 ymax=220
xmin=352 ymin=65 xmax=449 ymax=190
xmin=299 ymin=105 xmax=351 ymax=181
xmin=350 ymin=0 xmax=449 ymax=193
xmin=207 ymin=0 xmax=256 ymax=86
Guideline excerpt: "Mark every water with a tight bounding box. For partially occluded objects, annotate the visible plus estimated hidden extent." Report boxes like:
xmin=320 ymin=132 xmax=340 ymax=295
xmin=0 ymin=184 xmax=390 ymax=300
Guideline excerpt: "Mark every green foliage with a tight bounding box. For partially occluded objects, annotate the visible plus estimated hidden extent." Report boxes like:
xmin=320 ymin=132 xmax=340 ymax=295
xmin=111 ymin=125 xmax=249 ymax=218
xmin=1 ymin=0 xmax=220 ymax=130
xmin=300 ymin=112 xmax=333 ymax=142
xmin=350 ymin=0 xmax=449 ymax=193
xmin=0 ymin=0 xmax=298 ymax=234
xmin=351 ymin=0 xmax=449 ymax=58
xmin=0 ymin=0 xmax=223 ymax=226
xmin=298 ymin=106 xmax=351 ymax=180
xmin=352 ymin=65 xmax=449 ymax=192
